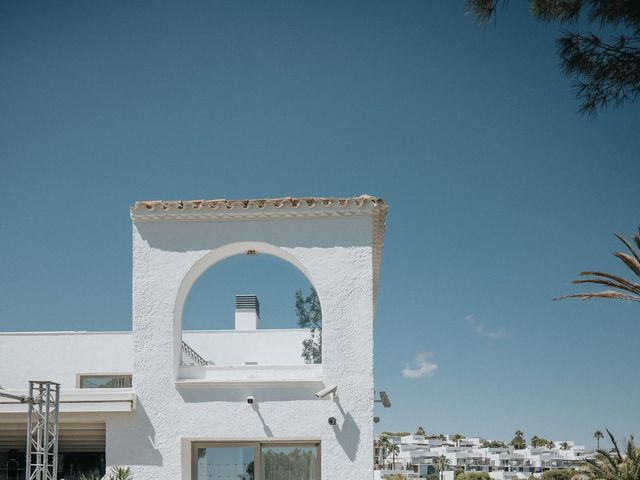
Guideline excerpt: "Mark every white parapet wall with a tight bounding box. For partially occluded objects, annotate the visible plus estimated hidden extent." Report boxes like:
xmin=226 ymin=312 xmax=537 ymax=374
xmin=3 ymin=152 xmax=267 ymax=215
xmin=0 ymin=331 xmax=133 ymax=389
xmin=182 ymin=328 xmax=313 ymax=365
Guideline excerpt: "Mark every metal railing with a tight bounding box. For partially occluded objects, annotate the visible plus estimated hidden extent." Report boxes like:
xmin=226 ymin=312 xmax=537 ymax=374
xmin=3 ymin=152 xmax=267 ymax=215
xmin=181 ymin=340 xmax=208 ymax=366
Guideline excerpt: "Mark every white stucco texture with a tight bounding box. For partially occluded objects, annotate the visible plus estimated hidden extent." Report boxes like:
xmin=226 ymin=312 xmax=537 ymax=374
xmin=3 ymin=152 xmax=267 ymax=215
xmin=0 ymin=331 xmax=132 ymax=389
xmin=124 ymin=214 xmax=377 ymax=479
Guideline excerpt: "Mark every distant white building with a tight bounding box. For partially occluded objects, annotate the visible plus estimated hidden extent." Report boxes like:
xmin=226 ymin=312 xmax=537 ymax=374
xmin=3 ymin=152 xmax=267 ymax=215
xmin=0 ymin=195 xmax=388 ymax=480
xmin=375 ymin=434 xmax=592 ymax=480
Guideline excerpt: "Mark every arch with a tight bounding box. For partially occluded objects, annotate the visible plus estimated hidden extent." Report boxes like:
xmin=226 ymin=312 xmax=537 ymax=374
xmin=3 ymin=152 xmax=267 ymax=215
xmin=173 ymin=241 xmax=321 ymax=369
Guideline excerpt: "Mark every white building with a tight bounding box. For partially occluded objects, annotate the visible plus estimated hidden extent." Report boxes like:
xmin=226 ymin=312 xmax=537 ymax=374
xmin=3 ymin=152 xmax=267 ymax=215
xmin=376 ymin=434 xmax=591 ymax=480
xmin=0 ymin=195 xmax=388 ymax=480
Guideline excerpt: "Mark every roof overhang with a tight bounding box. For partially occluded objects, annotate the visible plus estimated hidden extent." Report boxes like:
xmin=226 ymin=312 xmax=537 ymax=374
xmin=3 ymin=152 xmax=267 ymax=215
xmin=0 ymin=388 xmax=137 ymax=413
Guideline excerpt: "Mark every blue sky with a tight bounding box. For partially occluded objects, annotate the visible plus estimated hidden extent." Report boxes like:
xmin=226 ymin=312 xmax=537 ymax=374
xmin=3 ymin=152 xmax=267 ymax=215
xmin=1 ymin=0 xmax=638 ymax=449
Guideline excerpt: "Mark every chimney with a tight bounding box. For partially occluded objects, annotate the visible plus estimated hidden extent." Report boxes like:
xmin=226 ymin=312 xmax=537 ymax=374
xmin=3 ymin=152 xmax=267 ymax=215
xmin=235 ymin=295 xmax=260 ymax=330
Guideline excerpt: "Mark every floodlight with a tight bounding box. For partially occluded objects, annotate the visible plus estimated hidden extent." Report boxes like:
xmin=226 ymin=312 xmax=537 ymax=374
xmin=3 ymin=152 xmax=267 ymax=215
xmin=375 ymin=390 xmax=391 ymax=408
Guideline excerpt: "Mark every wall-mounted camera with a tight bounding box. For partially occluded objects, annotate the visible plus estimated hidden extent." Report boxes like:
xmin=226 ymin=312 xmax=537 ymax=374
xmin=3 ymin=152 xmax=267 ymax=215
xmin=246 ymin=396 xmax=255 ymax=405
xmin=328 ymin=417 xmax=337 ymax=426
xmin=315 ymin=385 xmax=338 ymax=399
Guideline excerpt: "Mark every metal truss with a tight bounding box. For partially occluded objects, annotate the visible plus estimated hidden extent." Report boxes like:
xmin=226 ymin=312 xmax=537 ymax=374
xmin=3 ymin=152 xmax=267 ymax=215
xmin=26 ymin=381 xmax=60 ymax=480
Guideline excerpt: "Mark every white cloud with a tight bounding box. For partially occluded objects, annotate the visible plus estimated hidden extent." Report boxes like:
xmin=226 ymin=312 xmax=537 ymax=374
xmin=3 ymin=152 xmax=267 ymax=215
xmin=402 ymin=351 xmax=438 ymax=379
xmin=465 ymin=314 xmax=508 ymax=339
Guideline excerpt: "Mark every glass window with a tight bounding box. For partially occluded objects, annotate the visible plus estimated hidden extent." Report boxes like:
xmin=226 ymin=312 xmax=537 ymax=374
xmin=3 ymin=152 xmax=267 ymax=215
xmin=192 ymin=443 xmax=319 ymax=480
xmin=261 ymin=446 xmax=318 ymax=480
xmin=196 ymin=446 xmax=255 ymax=480
xmin=79 ymin=375 xmax=132 ymax=388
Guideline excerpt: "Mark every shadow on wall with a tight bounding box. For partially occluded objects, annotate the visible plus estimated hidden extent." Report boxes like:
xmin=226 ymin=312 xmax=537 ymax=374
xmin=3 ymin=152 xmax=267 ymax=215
xmin=251 ymin=403 xmax=274 ymax=437
xmin=135 ymin=218 xmax=370 ymax=252
xmin=107 ymin=402 xmax=162 ymax=467
xmin=177 ymin=385 xmax=322 ymax=403
xmin=333 ymin=399 xmax=360 ymax=462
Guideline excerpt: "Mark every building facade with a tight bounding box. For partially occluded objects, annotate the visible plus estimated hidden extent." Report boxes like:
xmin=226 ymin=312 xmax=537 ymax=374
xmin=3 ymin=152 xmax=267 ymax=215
xmin=0 ymin=195 xmax=387 ymax=480
xmin=375 ymin=434 xmax=592 ymax=480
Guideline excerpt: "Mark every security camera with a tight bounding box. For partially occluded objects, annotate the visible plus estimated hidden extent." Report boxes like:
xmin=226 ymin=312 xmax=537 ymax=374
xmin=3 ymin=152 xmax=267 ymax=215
xmin=246 ymin=396 xmax=255 ymax=405
xmin=328 ymin=417 xmax=337 ymax=426
xmin=315 ymin=385 xmax=338 ymax=399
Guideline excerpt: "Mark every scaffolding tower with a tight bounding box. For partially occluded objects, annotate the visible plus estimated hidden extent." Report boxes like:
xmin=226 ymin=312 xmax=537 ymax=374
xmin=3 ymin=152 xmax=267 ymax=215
xmin=0 ymin=380 xmax=60 ymax=480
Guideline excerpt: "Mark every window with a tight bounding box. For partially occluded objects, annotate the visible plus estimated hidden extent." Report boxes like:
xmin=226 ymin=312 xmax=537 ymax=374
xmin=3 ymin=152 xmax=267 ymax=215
xmin=192 ymin=442 xmax=320 ymax=480
xmin=79 ymin=374 xmax=132 ymax=388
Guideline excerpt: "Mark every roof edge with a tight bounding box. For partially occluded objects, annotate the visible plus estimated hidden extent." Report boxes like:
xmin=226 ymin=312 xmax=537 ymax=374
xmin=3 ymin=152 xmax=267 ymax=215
xmin=130 ymin=195 xmax=385 ymax=222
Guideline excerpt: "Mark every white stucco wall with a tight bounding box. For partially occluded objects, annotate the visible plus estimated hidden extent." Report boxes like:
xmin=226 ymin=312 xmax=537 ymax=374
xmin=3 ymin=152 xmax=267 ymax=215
xmin=0 ymin=331 xmax=132 ymax=389
xmin=119 ymin=214 xmax=377 ymax=480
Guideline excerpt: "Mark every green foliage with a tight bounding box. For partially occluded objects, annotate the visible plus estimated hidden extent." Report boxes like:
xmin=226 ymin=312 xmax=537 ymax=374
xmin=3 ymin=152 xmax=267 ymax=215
xmin=105 ymin=466 xmax=133 ymax=480
xmin=385 ymin=475 xmax=407 ymax=480
xmin=532 ymin=436 xmax=551 ymax=448
xmin=465 ymin=1 xmax=640 ymax=116
xmin=381 ymin=432 xmax=412 ymax=437
xmin=416 ymin=426 xmax=426 ymax=436
xmin=295 ymin=288 xmax=322 ymax=363
xmin=540 ymin=469 xmax=576 ymax=480
xmin=511 ymin=430 xmax=527 ymax=449
xmin=580 ymin=430 xmax=640 ymax=480
xmin=481 ymin=440 xmax=507 ymax=448
xmin=457 ymin=472 xmax=491 ymax=480
xmin=79 ymin=475 xmax=102 ymax=480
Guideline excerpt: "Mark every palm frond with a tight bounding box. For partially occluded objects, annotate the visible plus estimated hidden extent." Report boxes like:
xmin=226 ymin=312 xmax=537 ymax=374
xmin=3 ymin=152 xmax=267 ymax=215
xmin=614 ymin=252 xmax=640 ymax=278
xmin=615 ymin=233 xmax=640 ymax=263
xmin=607 ymin=429 xmax=623 ymax=463
xmin=556 ymin=226 xmax=640 ymax=303
xmin=571 ymin=276 xmax=640 ymax=295
xmin=576 ymin=271 xmax=640 ymax=292
xmin=633 ymin=228 xmax=640 ymax=252
xmin=554 ymin=291 xmax=640 ymax=302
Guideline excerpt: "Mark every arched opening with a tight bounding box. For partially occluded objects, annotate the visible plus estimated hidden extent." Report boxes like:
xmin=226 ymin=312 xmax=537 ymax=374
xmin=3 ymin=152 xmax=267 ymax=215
xmin=179 ymin=246 xmax=322 ymax=367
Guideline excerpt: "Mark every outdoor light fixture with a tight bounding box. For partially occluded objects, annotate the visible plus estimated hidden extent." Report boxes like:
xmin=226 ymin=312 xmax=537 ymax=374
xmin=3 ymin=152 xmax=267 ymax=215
xmin=375 ymin=391 xmax=391 ymax=408
xmin=373 ymin=416 xmax=380 ymax=423
xmin=328 ymin=417 xmax=337 ymax=426
xmin=246 ymin=249 xmax=256 ymax=256
xmin=246 ymin=396 xmax=255 ymax=405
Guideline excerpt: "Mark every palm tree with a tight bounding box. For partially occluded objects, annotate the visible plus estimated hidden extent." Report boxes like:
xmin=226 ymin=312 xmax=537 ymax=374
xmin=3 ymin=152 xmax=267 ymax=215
xmin=594 ymin=431 xmax=604 ymax=450
xmin=376 ymin=436 xmax=391 ymax=468
xmin=546 ymin=440 xmax=555 ymax=449
xmin=580 ymin=430 xmax=639 ymax=480
xmin=388 ymin=442 xmax=400 ymax=470
xmin=531 ymin=436 xmax=542 ymax=448
xmin=560 ymin=442 xmax=571 ymax=451
xmin=555 ymin=227 xmax=640 ymax=303
xmin=416 ymin=426 xmax=426 ymax=436
xmin=452 ymin=434 xmax=465 ymax=447
xmin=511 ymin=431 xmax=526 ymax=450
xmin=434 ymin=455 xmax=452 ymax=480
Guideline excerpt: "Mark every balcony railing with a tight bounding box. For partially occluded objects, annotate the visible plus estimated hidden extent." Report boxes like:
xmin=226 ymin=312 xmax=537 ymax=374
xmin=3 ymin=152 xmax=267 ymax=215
xmin=181 ymin=340 xmax=207 ymax=366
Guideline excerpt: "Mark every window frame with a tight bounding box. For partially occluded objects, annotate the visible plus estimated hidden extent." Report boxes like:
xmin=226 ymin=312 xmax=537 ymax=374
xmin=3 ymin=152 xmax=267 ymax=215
xmin=191 ymin=441 xmax=321 ymax=480
xmin=76 ymin=373 xmax=133 ymax=389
